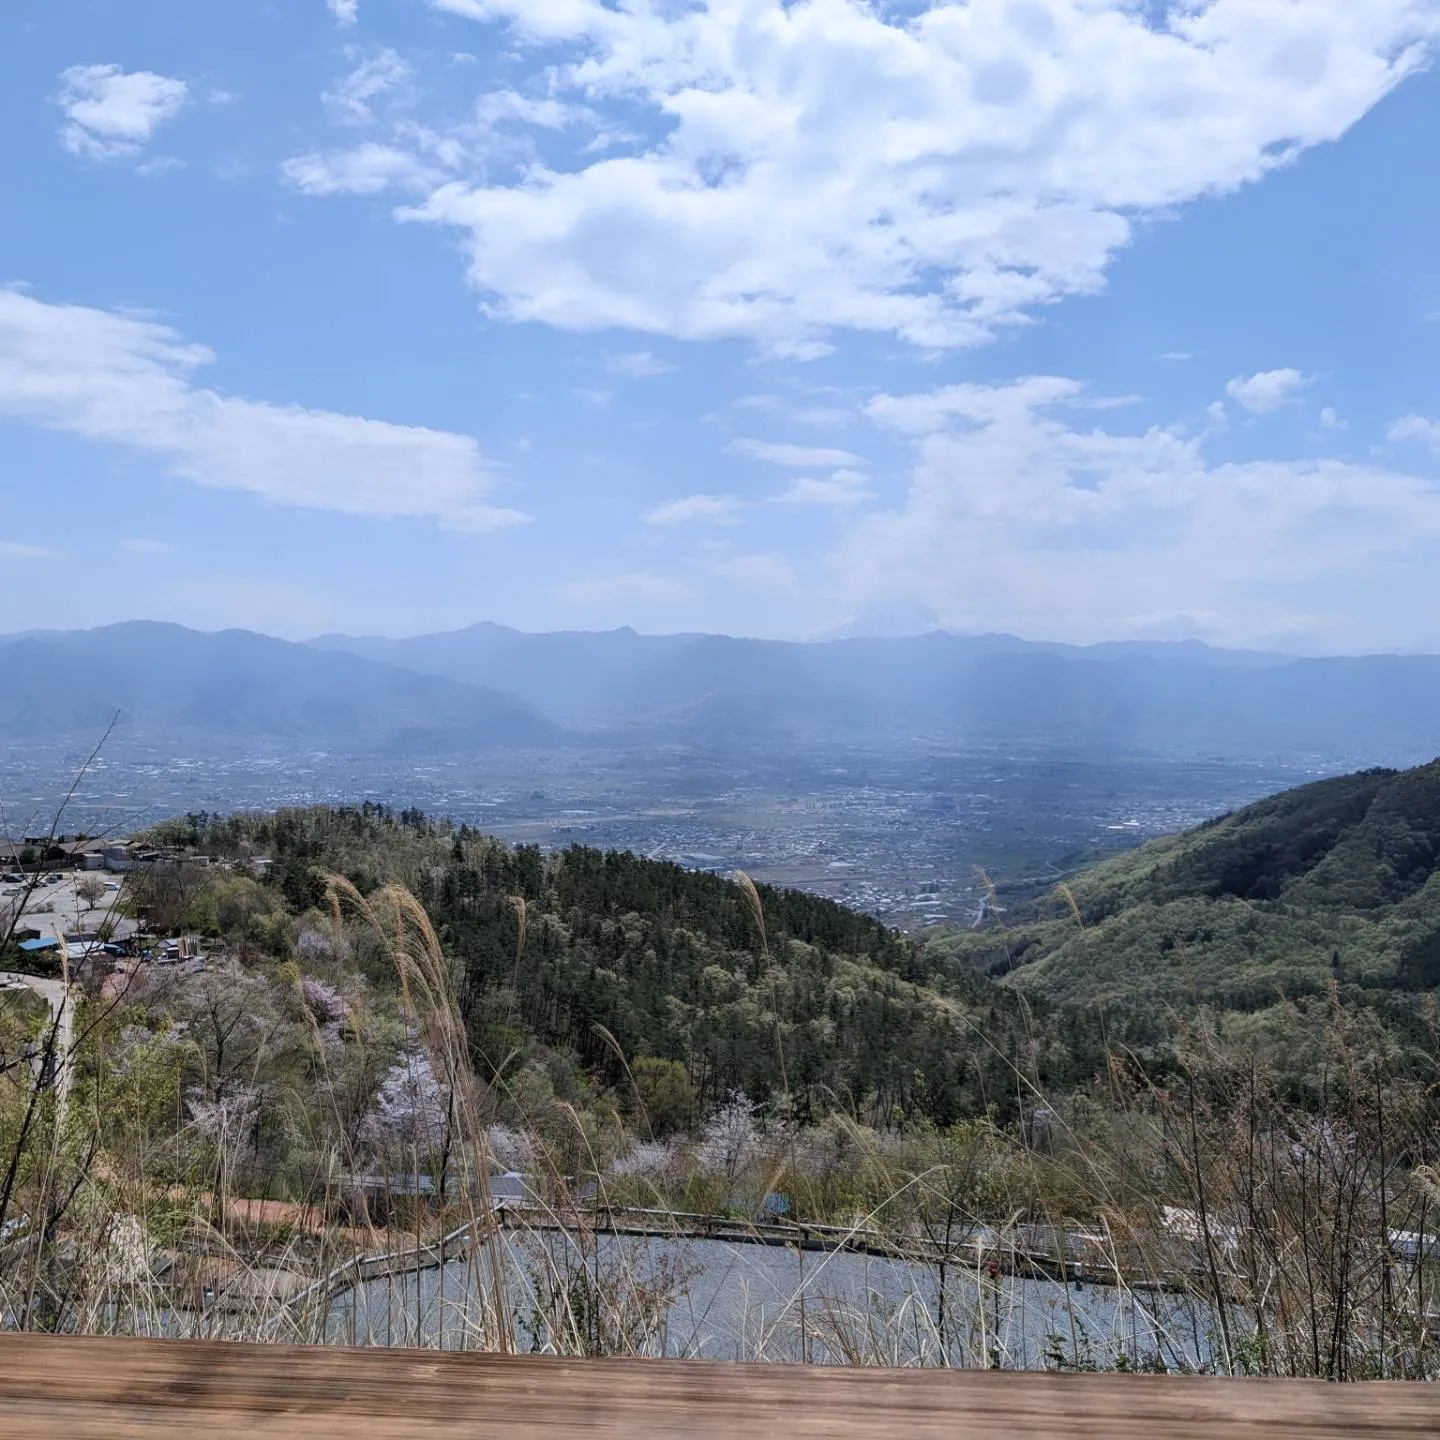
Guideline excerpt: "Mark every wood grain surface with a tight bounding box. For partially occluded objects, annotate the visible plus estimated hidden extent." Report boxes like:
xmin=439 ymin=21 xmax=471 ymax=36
xmin=1 ymin=1335 xmax=1437 ymax=1438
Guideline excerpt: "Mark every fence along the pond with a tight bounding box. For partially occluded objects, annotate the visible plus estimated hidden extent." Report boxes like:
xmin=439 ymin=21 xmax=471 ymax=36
xmin=252 ymin=1199 xmax=1436 ymax=1327
xmin=259 ymin=1205 xmax=1157 ymax=1321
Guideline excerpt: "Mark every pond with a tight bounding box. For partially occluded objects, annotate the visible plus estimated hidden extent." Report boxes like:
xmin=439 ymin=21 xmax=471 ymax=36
xmin=327 ymin=1233 xmax=1222 ymax=1370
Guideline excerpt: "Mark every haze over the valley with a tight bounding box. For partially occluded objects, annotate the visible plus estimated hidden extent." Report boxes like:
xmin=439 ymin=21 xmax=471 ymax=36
xmin=5 ymin=618 xmax=1432 ymax=931
xmin=4 ymin=620 xmax=1438 ymax=766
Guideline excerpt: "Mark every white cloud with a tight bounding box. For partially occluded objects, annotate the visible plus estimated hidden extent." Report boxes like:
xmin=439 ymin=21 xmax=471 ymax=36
xmin=1225 ymin=367 xmax=1309 ymax=414
xmin=135 ymin=156 xmax=184 ymax=179
xmin=867 ymin=376 xmax=1083 ymax=434
xmin=1388 ymin=414 xmax=1440 ymax=451
xmin=773 ymin=474 xmax=872 ymax=507
xmin=329 ymin=0 xmax=359 ymax=26
xmin=283 ymin=66 xmax=597 ymax=197
xmin=323 ymin=49 xmax=411 ymax=126
xmin=281 ymin=143 xmax=440 ymax=196
xmin=645 ymin=466 xmax=871 ymax=521
xmin=644 ymin=493 xmax=740 ymax=525
xmin=389 ymin=1 xmax=1438 ymax=354
xmin=728 ymin=438 xmax=863 ymax=467
xmin=605 ymin=351 xmax=675 ymax=376
xmin=830 ymin=376 xmax=1440 ymax=650
xmin=476 ymin=89 xmax=585 ymax=130
xmin=0 ymin=290 xmax=523 ymax=532
xmin=0 ymin=541 xmax=57 ymax=560
xmin=1319 ymin=405 xmax=1345 ymax=430
xmin=57 ymin=65 xmax=188 ymax=160
xmin=120 ymin=537 xmax=176 ymax=554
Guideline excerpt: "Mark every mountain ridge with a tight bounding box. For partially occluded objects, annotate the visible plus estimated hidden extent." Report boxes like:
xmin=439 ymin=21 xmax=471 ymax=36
xmin=3 ymin=620 xmax=1439 ymax=765
xmin=0 ymin=622 xmax=556 ymax=752
xmin=306 ymin=622 xmax=1440 ymax=761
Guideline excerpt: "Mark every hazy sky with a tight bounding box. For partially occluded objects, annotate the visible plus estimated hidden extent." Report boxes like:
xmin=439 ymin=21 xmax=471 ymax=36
xmin=5 ymin=0 xmax=1440 ymax=650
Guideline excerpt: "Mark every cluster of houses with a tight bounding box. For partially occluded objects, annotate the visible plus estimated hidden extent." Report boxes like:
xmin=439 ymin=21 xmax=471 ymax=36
xmin=2 ymin=835 xmax=243 ymax=984
xmin=0 ymin=836 xmax=214 ymax=875
xmin=12 ymin=930 xmax=206 ymax=969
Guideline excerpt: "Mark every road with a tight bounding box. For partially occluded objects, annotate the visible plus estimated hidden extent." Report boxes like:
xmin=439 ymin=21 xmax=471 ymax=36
xmin=1 ymin=867 xmax=138 ymax=1110
xmin=0 ymin=969 xmax=74 ymax=1109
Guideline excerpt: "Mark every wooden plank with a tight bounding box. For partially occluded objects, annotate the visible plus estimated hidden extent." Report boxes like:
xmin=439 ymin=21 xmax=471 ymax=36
xmin=0 ymin=1335 xmax=1437 ymax=1438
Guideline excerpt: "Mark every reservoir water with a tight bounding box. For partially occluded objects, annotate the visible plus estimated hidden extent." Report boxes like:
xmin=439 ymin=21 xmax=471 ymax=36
xmin=328 ymin=1233 xmax=1220 ymax=1370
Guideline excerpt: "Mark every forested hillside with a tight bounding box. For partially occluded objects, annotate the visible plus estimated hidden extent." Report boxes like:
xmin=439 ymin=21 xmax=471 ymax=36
xmin=167 ymin=806 xmax=1047 ymax=1128
xmin=117 ymin=760 xmax=1440 ymax=1141
xmin=932 ymin=760 xmax=1440 ymax=1085
xmin=9 ymin=799 xmax=1439 ymax=1376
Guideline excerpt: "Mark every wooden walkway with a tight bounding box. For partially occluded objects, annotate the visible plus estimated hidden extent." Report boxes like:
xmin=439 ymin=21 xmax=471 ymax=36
xmin=1 ymin=1335 xmax=1438 ymax=1437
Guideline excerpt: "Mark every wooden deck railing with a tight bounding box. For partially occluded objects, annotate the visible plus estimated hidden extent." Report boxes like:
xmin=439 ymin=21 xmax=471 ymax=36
xmin=0 ymin=1334 xmax=1437 ymax=1437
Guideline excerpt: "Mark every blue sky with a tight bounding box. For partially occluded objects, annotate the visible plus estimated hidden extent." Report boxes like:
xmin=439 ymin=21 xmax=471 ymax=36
xmin=4 ymin=0 xmax=1440 ymax=650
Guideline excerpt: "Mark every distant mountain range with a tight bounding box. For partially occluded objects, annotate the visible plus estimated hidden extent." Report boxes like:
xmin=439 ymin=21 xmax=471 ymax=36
xmin=2 ymin=620 xmax=1439 ymax=765
xmin=0 ymin=623 xmax=552 ymax=752
xmin=309 ymin=622 xmax=1440 ymax=763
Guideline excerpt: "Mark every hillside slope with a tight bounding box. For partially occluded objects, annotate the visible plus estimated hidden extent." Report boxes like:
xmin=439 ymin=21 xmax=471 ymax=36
xmin=931 ymin=761 xmax=1440 ymax=1052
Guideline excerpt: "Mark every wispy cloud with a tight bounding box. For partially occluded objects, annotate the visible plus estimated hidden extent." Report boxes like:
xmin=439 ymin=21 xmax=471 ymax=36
xmin=867 ymin=377 xmax=1082 ymax=434
xmin=772 ymin=473 xmax=872 ymax=507
xmin=788 ymin=406 xmax=852 ymax=428
xmin=728 ymin=439 xmax=863 ymax=467
xmin=644 ymin=494 xmax=740 ymax=525
xmin=323 ymin=48 xmax=411 ymax=127
xmin=734 ymin=394 xmax=850 ymax=427
xmin=709 ymin=552 xmax=801 ymax=595
xmin=605 ymin=351 xmax=675 ymax=377
xmin=57 ymin=65 xmax=188 ymax=160
xmin=556 ymin=570 xmax=697 ymax=605
xmin=0 ymin=290 xmax=524 ymax=532
xmin=0 ymin=541 xmax=57 ymax=560
xmin=281 ymin=143 xmax=440 ymax=196
xmin=328 ymin=0 xmax=359 ymax=26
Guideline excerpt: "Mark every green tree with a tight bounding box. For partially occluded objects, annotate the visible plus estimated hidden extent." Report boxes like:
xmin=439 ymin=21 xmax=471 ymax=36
xmin=631 ymin=1058 xmax=696 ymax=1137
